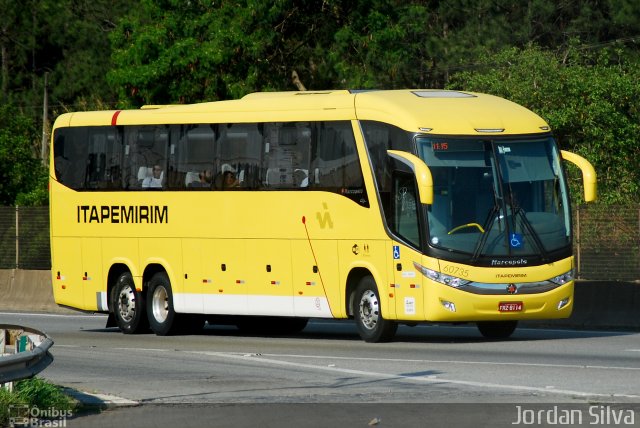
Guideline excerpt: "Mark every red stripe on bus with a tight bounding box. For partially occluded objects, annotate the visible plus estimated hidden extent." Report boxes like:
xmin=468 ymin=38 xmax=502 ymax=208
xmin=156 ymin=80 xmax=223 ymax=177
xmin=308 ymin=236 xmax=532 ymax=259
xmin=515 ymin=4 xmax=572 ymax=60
xmin=111 ymin=110 xmax=122 ymax=126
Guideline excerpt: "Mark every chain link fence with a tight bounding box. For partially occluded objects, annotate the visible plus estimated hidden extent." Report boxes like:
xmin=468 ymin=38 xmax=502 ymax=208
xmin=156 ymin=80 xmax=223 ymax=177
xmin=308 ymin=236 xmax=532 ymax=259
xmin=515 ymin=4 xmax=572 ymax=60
xmin=0 ymin=206 xmax=50 ymax=270
xmin=575 ymin=205 xmax=640 ymax=281
xmin=0 ymin=205 xmax=639 ymax=280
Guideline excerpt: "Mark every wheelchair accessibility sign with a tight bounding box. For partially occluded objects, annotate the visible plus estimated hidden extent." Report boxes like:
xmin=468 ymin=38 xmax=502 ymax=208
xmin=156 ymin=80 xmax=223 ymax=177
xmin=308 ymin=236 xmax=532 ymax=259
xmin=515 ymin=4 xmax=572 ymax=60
xmin=393 ymin=245 xmax=400 ymax=259
xmin=510 ymin=233 xmax=523 ymax=249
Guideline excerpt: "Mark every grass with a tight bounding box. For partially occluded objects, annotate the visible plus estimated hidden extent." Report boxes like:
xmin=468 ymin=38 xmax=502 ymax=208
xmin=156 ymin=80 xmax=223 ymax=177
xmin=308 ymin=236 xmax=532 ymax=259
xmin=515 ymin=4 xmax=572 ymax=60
xmin=0 ymin=377 xmax=77 ymax=426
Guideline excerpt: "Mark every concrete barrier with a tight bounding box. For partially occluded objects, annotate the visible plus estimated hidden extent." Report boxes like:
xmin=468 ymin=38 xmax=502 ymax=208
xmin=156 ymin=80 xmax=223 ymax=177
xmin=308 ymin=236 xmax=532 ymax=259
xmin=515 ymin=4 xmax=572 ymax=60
xmin=0 ymin=270 xmax=75 ymax=314
xmin=0 ymin=270 xmax=638 ymax=330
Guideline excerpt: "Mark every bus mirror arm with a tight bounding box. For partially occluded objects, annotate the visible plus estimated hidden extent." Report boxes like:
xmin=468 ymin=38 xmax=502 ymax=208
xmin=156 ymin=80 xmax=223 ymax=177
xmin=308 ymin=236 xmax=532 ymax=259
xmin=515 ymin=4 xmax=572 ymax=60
xmin=387 ymin=150 xmax=434 ymax=205
xmin=560 ymin=150 xmax=597 ymax=202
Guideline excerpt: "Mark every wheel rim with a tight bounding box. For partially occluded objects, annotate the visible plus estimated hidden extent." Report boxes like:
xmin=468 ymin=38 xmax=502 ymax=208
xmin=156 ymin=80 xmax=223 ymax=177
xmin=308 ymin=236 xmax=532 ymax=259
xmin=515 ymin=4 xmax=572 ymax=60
xmin=152 ymin=285 xmax=169 ymax=323
xmin=358 ymin=289 xmax=379 ymax=330
xmin=117 ymin=284 xmax=136 ymax=322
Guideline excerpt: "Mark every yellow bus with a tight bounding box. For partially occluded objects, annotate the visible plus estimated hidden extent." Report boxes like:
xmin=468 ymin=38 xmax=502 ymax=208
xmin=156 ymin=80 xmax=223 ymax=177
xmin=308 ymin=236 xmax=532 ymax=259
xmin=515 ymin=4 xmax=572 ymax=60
xmin=49 ymin=90 xmax=596 ymax=342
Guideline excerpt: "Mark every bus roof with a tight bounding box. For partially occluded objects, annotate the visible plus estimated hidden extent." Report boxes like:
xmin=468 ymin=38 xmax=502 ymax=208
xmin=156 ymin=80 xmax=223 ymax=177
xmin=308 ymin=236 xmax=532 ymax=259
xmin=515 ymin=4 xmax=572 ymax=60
xmin=353 ymin=90 xmax=550 ymax=135
xmin=55 ymin=89 xmax=550 ymax=136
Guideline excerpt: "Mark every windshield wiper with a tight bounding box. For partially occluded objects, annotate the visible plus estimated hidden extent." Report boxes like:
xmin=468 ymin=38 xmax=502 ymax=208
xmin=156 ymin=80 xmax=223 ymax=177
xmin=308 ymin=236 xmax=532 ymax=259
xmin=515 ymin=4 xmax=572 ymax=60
xmin=503 ymin=176 xmax=550 ymax=262
xmin=471 ymin=204 xmax=500 ymax=262
xmin=512 ymin=206 xmax=549 ymax=262
xmin=471 ymin=144 xmax=507 ymax=262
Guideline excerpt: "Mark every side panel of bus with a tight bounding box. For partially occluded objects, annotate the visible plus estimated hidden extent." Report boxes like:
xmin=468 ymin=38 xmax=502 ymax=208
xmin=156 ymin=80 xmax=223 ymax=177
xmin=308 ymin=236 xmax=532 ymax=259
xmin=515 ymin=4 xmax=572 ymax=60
xmin=81 ymin=237 xmax=103 ymax=310
xmin=246 ymin=239 xmax=294 ymax=316
xmin=51 ymin=237 xmax=84 ymax=308
xmin=201 ymin=239 xmax=247 ymax=315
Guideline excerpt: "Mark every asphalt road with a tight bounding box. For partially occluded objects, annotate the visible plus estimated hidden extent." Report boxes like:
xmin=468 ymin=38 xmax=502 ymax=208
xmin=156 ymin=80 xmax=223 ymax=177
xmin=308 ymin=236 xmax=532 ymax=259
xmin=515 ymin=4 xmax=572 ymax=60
xmin=2 ymin=312 xmax=639 ymax=427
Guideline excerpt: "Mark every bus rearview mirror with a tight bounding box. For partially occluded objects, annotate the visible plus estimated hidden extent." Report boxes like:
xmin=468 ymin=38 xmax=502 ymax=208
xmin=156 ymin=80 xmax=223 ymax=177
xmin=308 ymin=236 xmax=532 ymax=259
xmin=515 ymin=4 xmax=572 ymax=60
xmin=387 ymin=150 xmax=434 ymax=205
xmin=560 ymin=150 xmax=597 ymax=202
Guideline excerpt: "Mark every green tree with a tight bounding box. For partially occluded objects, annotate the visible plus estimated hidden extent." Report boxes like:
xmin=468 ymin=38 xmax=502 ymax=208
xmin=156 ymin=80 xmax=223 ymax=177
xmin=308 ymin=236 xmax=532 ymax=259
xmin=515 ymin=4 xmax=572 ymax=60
xmin=108 ymin=0 xmax=348 ymax=106
xmin=1 ymin=0 xmax=130 ymax=114
xmin=0 ymin=0 xmax=37 ymax=103
xmin=448 ymin=44 xmax=640 ymax=205
xmin=329 ymin=2 xmax=439 ymax=88
xmin=0 ymin=104 xmax=48 ymax=206
xmin=43 ymin=0 xmax=131 ymax=108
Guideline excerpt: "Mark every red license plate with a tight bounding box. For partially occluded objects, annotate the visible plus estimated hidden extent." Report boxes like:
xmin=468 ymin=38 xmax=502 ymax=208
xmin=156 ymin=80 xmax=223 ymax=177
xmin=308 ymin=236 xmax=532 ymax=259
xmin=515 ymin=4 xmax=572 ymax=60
xmin=498 ymin=302 xmax=523 ymax=312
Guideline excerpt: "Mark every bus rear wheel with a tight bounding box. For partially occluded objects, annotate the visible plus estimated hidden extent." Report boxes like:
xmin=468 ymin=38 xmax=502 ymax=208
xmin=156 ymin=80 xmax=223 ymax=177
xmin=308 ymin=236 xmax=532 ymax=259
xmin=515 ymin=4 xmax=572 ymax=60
xmin=354 ymin=276 xmax=397 ymax=343
xmin=147 ymin=272 xmax=203 ymax=335
xmin=477 ymin=321 xmax=518 ymax=339
xmin=112 ymin=272 xmax=148 ymax=334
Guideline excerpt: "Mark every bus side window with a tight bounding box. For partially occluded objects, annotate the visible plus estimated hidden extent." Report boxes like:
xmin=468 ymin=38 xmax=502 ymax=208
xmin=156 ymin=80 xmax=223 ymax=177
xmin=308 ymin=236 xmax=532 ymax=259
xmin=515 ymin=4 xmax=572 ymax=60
xmin=171 ymin=124 xmax=216 ymax=190
xmin=312 ymin=121 xmax=368 ymax=206
xmin=84 ymin=128 xmax=122 ymax=189
xmin=53 ymin=127 xmax=88 ymax=190
xmin=263 ymin=122 xmax=310 ymax=189
xmin=124 ymin=126 xmax=168 ymax=190
xmin=216 ymin=123 xmax=262 ymax=190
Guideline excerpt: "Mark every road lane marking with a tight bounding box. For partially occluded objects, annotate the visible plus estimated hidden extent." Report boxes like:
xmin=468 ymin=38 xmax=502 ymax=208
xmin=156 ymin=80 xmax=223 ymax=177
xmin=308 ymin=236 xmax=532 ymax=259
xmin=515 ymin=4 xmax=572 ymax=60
xmin=49 ymin=344 xmax=640 ymax=400
xmin=243 ymin=352 xmax=640 ymax=372
xmin=63 ymin=388 xmax=138 ymax=406
xmin=55 ymin=345 xmax=640 ymax=372
xmin=183 ymin=350 xmax=640 ymax=400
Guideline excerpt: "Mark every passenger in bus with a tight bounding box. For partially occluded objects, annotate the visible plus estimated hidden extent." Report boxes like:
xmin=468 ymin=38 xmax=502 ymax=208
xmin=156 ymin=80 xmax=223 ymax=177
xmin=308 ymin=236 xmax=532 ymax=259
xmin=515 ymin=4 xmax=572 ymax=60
xmin=222 ymin=171 xmax=239 ymax=188
xmin=190 ymin=170 xmax=212 ymax=188
xmin=294 ymin=168 xmax=309 ymax=187
xmin=142 ymin=164 xmax=164 ymax=188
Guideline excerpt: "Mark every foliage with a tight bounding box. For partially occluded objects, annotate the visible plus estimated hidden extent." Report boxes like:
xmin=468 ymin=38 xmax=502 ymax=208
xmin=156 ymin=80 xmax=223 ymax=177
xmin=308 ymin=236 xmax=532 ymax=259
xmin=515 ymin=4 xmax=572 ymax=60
xmin=315 ymin=0 xmax=640 ymax=90
xmin=0 ymin=105 xmax=48 ymax=206
xmin=448 ymin=44 xmax=640 ymax=205
xmin=0 ymin=0 xmax=130 ymax=111
xmin=1 ymin=0 xmax=128 ymax=206
xmin=0 ymin=387 xmax=22 ymax=426
xmin=0 ymin=378 xmax=76 ymax=426
xmin=107 ymin=0 xmax=640 ymax=104
xmin=1 ymin=0 xmax=640 ymax=204
xmin=108 ymin=0 xmax=346 ymax=105
xmin=13 ymin=377 xmax=76 ymax=411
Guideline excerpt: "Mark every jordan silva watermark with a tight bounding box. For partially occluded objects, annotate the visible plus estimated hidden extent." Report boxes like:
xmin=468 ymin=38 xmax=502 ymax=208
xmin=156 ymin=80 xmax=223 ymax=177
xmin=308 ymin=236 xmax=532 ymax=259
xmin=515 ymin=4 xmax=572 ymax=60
xmin=7 ymin=404 xmax=73 ymax=427
xmin=512 ymin=405 xmax=636 ymax=426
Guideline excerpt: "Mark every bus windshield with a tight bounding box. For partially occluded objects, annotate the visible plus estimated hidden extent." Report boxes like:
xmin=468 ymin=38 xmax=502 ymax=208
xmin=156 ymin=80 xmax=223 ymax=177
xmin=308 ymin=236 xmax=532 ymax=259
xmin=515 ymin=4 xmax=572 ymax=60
xmin=417 ymin=137 xmax=571 ymax=259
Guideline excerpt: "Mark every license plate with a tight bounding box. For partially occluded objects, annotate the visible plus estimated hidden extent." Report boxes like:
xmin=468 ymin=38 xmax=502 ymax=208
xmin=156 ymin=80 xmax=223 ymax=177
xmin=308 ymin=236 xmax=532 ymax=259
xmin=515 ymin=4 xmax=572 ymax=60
xmin=498 ymin=302 xmax=523 ymax=312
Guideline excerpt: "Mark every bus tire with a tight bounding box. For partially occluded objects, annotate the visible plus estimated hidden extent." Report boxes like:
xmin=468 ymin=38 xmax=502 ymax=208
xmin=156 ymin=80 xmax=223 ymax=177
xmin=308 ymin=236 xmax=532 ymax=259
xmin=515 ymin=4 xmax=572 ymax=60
xmin=147 ymin=272 xmax=204 ymax=335
xmin=147 ymin=272 xmax=179 ymax=336
xmin=112 ymin=272 xmax=148 ymax=334
xmin=477 ymin=321 xmax=518 ymax=339
xmin=354 ymin=276 xmax=397 ymax=343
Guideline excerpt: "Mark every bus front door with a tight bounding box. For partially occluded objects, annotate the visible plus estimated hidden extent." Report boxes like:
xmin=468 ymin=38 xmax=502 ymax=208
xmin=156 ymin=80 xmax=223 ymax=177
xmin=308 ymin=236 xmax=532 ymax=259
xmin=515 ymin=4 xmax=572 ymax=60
xmin=390 ymin=242 xmax=424 ymax=321
xmin=389 ymin=170 xmax=425 ymax=321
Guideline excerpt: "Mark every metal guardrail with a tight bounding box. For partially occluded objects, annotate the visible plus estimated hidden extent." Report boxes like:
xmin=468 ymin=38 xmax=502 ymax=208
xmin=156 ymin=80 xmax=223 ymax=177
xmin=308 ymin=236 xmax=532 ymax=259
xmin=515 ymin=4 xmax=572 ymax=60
xmin=0 ymin=324 xmax=54 ymax=383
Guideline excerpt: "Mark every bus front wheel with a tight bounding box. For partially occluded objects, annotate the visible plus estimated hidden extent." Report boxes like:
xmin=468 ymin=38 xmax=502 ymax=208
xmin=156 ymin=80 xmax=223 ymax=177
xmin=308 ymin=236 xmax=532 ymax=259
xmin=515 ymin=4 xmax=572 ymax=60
xmin=112 ymin=272 xmax=148 ymax=334
xmin=477 ymin=321 xmax=518 ymax=339
xmin=353 ymin=276 xmax=397 ymax=343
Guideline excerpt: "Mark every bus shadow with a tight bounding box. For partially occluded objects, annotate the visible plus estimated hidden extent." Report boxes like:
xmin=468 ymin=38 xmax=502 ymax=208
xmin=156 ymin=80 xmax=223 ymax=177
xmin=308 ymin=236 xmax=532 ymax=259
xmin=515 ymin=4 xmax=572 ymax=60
xmin=198 ymin=321 xmax=635 ymax=344
xmin=82 ymin=320 xmax=637 ymax=344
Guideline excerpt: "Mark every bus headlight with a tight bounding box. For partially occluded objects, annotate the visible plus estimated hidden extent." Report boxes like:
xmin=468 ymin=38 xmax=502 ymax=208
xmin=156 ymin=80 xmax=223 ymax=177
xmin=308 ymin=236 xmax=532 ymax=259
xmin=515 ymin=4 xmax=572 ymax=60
xmin=417 ymin=264 xmax=471 ymax=288
xmin=549 ymin=270 xmax=574 ymax=285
